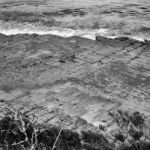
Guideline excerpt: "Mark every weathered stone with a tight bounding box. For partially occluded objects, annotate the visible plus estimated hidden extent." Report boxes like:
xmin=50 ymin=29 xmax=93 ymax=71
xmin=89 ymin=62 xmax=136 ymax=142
xmin=0 ymin=34 xmax=150 ymax=140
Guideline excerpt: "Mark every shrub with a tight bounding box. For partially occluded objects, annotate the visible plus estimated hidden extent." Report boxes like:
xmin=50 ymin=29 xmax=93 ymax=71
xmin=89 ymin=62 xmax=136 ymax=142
xmin=0 ymin=112 xmax=113 ymax=150
xmin=0 ymin=115 xmax=34 ymax=150
xmin=114 ymin=132 xmax=126 ymax=143
xmin=129 ymin=112 xmax=145 ymax=128
xmin=0 ymin=114 xmax=82 ymax=150
xmin=82 ymin=142 xmax=100 ymax=150
xmin=37 ymin=127 xmax=81 ymax=150
xmin=81 ymin=130 xmax=113 ymax=150
xmin=121 ymin=141 xmax=150 ymax=150
xmin=1 ymin=108 xmax=148 ymax=150
xmin=110 ymin=110 xmax=150 ymax=150
xmin=128 ymin=126 xmax=143 ymax=141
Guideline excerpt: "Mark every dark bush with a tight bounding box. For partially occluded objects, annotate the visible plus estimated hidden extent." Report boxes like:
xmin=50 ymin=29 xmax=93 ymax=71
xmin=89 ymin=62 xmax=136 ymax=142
xmin=1 ymin=110 xmax=148 ymax=150
xmin=121 ymin=142 xmax=150 ymax=150
xmin=114 ymin=132 xmax=126 ymax=142
xmin=0 ymin=116 xmax=34 ymax=150
xmin=81 ymin=130 xmax=113 ymax=150
xmin=129 ymin=112 xmax=145 ymax=127
xmin=0 ymin=115 xmax=82 ymax=150
xmin=128 ymin=127 xmax=143 ymax=141
xmin=82 ymin=142 xmax=100 ymax=150
xmin=37 ymin=127 xmax=81 ymax=150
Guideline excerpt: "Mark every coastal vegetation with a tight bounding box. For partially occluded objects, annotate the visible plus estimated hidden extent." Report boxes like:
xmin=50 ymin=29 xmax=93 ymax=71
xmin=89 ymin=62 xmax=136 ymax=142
xmin=0 ymin=109 xmax=150 ymax=150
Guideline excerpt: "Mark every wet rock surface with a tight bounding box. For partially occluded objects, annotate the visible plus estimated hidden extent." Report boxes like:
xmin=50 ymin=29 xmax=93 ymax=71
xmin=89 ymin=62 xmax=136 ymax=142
xmin=0 ymin=33 xmax=150 ymax=137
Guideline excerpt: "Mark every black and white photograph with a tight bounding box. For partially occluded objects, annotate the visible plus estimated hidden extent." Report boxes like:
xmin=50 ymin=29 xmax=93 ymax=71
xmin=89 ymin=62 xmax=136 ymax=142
xmin=0 ymin=0 xmax=150 ymax=149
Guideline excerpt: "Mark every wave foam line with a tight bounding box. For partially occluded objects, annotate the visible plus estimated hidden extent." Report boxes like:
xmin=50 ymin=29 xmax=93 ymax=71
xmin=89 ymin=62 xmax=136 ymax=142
xmin=0 ymin=26 xmax=146 ymax=42
xmin=0 ymin=26 xmax=116 ymax=39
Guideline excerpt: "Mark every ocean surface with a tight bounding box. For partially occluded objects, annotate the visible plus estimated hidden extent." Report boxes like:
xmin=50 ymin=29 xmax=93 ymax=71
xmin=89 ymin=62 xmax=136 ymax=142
xmin=0 ymin=0 xmax=150 ymax=41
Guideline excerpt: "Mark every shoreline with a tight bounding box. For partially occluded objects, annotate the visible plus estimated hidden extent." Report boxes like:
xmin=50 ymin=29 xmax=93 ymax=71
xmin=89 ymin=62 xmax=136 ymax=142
xmin=0 ymin=27 xmax=148 ymax=42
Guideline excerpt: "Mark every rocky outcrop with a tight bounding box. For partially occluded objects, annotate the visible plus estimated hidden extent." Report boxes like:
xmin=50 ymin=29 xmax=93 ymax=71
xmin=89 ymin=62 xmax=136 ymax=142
xmin=0 ymin=33 xmax=150 ymax=139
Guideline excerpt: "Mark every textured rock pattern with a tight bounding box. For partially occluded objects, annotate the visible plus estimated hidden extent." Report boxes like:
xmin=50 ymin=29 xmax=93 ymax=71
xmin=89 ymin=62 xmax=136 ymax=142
xmin=0 ymin=34 xmax=150 ymax=135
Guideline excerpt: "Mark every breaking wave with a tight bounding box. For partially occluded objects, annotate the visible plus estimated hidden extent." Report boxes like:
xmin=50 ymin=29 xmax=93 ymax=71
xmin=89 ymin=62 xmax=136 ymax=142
xmin=0 ymin=22 xmax=149 ymax=42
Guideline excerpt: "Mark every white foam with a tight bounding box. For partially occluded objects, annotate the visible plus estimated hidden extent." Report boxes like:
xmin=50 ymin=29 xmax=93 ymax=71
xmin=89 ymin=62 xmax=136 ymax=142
xmin=0 ymin=23 xmax=111 ymax=40
xmin=0 ymin=25 xmax=147 ymax=42
xmin=131 ymin=36 xmax=145 ymax=42
xmin=0 ymin=27 xmax=76 ymax=37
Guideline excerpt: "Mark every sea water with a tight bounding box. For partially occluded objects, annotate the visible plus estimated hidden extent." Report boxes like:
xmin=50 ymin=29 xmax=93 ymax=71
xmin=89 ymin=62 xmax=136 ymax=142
xmin=0 ymin=0 xmax=150 ymax=41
